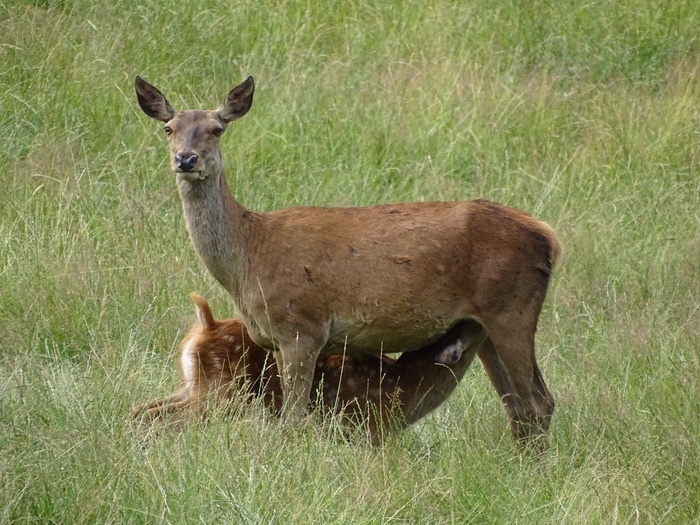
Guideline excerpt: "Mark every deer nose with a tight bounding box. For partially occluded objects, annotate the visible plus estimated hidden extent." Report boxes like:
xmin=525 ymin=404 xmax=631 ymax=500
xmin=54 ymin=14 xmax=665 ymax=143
xmin=175 ymin=152 xmax=199 ymax=172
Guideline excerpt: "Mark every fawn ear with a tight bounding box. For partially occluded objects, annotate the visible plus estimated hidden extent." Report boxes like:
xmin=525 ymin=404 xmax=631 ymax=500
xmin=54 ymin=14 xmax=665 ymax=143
xmin=218 ymin=76 xmax=254 ymax=123
xmin=190 ymin=293 xmax=216 ymax=330
xmin=135 ymin=75 xmax=175 ymax=122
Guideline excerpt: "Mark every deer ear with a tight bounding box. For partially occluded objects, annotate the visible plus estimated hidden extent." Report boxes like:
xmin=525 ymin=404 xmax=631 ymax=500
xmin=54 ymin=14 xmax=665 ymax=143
xmin=218 ymin=76 xmax=254 ymax=123
xmin=135 ymin=75 xmax=175 ymax=122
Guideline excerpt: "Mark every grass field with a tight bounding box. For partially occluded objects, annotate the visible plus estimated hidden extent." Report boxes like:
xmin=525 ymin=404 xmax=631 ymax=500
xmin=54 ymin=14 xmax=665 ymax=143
xmin=1 ymin=0 xmax=699 ymax=523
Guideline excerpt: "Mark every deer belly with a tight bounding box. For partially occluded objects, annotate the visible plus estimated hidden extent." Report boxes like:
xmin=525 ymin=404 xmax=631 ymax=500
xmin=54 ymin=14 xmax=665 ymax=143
xmin=322 ymin=320 xmax=451 ymax=356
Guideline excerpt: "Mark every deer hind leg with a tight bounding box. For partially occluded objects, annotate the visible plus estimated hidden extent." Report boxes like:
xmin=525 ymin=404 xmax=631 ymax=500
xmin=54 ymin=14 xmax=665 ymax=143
xmin=531 ymin=359 xmax=555 ymax=431
xmin=139 ymin=396 xmax=198 ymax=428
xmin=477 ymin=339 xmax=529 ymax=437
xmin=131 ymin=388 xmax=186 ymax=421
xmin=131 ymin=388 xmax=201 ymax=437
xmin=478 ymin=327 xmax=554 ymax=447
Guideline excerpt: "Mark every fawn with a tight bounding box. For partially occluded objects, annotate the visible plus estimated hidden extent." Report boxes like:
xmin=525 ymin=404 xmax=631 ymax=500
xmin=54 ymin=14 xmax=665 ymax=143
xmin=132 ymin=294 xmax=486 ymax=442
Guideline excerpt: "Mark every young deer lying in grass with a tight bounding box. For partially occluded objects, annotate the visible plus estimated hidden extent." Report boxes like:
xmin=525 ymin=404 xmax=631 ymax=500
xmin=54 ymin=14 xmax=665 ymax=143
xmin=132 ymin=294 xmax=486 ymax=442
xmin=135 ymin=75 xmax=561 ymax=445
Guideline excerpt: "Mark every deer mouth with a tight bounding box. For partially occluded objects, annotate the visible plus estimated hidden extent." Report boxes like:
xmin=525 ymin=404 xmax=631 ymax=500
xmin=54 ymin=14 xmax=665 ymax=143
xmin=176 ymin=171 xmax=207 ymax=182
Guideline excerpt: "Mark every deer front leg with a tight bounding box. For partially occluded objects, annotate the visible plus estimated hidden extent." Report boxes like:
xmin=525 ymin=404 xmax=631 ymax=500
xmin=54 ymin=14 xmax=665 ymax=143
xmin=276 ymin=336 xmax=324 ymax=422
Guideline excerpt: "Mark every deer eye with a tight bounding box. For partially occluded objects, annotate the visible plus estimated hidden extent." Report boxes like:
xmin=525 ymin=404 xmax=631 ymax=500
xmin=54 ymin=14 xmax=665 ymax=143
xmin=163 ymin=126 xmax=173 ymax=136
xmin=212 ymin=127 xmax=224 ymax=137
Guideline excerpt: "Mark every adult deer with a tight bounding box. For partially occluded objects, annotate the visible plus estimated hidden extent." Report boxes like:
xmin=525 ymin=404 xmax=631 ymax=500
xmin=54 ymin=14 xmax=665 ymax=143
xmin=135 ymin=75 xmax=561 ymax=445
xmin=132 ymin=293 xmax=486 ymax=442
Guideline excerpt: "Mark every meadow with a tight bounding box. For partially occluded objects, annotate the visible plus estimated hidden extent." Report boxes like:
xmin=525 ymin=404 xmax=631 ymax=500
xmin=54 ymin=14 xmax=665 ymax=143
xmin=1 ymin=0 xmax=699 ymax=523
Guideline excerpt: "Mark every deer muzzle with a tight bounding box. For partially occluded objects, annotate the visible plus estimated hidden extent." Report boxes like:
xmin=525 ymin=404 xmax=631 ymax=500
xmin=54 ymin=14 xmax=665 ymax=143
xmin=174 ymin=152 xmax=199 ymax=172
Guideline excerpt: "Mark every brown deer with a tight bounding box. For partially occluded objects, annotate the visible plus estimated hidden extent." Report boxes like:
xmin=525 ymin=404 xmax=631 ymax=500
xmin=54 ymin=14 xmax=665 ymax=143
xmin=135 ymin=75 xmax=561 ymax=445
xmin=132 ymin=293 xmax=487 ymax=442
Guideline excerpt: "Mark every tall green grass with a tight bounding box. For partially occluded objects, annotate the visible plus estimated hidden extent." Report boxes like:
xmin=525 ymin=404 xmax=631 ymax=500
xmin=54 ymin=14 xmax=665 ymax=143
xmin=1 ymin=0 xmax=699 ymax=523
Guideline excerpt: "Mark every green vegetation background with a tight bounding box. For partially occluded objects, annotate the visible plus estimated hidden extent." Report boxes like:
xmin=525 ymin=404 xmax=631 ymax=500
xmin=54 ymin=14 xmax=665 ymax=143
xmin=1 ymin=0 xmax=698 ymax=523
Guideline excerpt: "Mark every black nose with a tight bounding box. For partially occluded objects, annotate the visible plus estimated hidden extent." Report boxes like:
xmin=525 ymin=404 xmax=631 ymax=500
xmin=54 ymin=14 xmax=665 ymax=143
xmin=175 ymin=152 xmax=199 ymax=172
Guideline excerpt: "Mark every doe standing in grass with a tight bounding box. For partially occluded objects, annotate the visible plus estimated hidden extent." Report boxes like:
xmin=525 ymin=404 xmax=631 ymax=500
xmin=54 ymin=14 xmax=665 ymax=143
xmin=135 ymin=74 xmax=561 ymax=446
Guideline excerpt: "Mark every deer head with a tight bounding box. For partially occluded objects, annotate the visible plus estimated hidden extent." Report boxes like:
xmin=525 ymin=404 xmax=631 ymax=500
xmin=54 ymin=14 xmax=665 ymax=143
xmin=135 ymin=75 xmax=255 ymax=182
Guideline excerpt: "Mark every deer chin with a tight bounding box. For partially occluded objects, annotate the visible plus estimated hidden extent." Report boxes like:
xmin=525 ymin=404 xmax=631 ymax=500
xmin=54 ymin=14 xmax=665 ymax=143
xmin=176 ymin=171 xmax=207 ymax=182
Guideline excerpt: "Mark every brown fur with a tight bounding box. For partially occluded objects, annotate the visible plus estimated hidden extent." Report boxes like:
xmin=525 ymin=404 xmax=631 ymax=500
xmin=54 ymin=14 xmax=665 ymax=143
xmin=135 ymin=75 xmax=562 ymax=445
xmin=132 ymin=294 xmax=486 ymax=442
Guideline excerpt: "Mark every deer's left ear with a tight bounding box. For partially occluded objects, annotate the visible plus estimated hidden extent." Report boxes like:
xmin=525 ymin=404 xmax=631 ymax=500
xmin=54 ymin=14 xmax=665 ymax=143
xmin=218 ymin=76 xmax=255 ymax=123
xmin=135 ymin=76 xmax=176 ymax=122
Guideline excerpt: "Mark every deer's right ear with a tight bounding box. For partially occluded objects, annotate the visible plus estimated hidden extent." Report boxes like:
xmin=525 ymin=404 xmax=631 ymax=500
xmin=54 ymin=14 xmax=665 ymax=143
xmin=135 ymin=76 xmax=175 ymax=122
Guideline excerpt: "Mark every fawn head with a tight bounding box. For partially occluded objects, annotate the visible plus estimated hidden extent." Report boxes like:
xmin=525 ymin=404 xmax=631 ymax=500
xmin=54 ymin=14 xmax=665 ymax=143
xmin=135 ymin=76 xmax=255 ymax=181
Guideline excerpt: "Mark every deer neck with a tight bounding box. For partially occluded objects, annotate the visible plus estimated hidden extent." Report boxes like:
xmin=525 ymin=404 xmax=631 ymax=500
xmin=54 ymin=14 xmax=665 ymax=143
xmin=176 ymin=169 xmax=256 ymax=297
